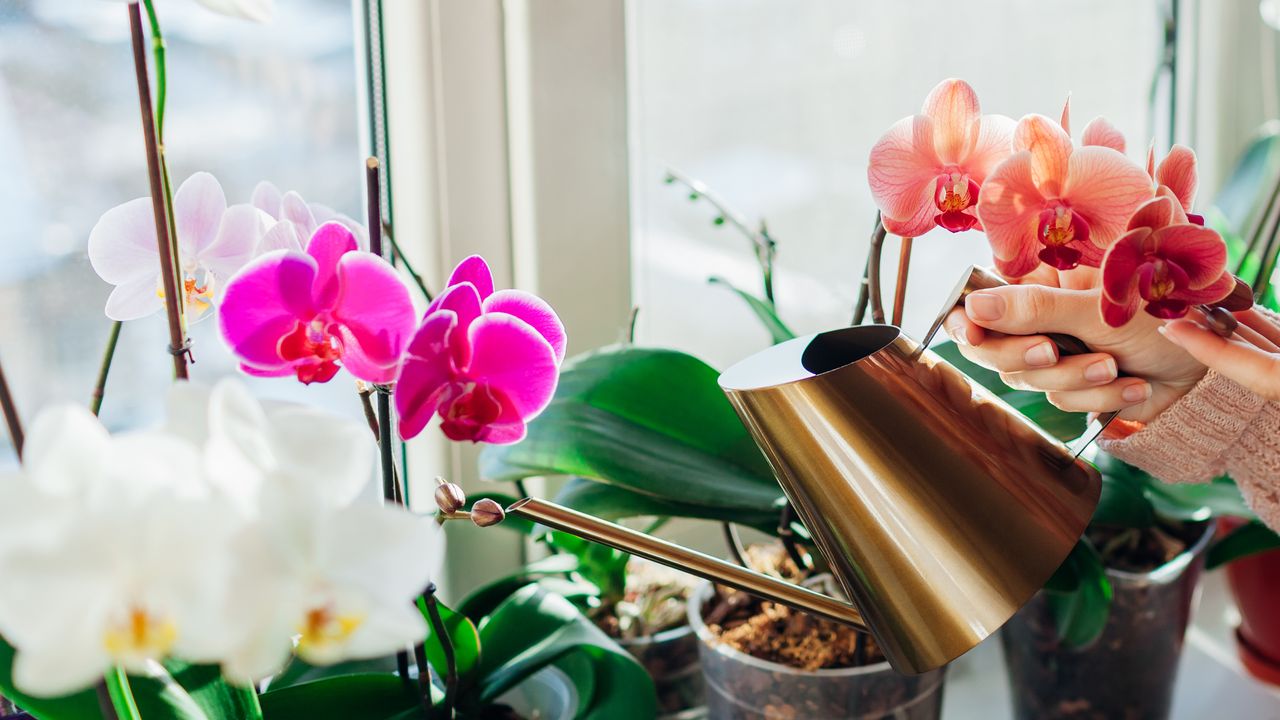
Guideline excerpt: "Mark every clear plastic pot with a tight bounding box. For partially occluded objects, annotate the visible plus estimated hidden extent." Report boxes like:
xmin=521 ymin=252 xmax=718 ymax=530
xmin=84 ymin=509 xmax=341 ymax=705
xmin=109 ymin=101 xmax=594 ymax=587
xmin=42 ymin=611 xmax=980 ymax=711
xmin=688 ymin=582 xmax=946 ymax=720
xmin=618 ymin=623 xmax=706 ymax=718
xmin=1001 ymin=520 xmax=1215 ymax=720
xmin=494 ymin=665 xmax=579 ymax=720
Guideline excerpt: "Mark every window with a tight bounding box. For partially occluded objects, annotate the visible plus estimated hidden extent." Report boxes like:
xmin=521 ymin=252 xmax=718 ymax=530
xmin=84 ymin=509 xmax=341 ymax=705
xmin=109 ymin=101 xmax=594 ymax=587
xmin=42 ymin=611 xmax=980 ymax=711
xmin=0 ymin=0 xmax=362 ymax=466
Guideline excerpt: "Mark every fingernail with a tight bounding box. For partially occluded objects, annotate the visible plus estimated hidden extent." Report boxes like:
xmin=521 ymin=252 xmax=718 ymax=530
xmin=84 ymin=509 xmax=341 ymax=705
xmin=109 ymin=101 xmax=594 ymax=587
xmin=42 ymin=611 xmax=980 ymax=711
xmin=1024 ymin=341 xmax=1057 ymax=367
xmin=945 ymin=321 xmax=968 ymax=346
xmin=1121 ymin=382 xmax=1151 ymax=403
xmin=966 ymin=292 xmax=1005 ymax=322
xmin=1157 ymin=324 xmax=1185 ymax=348
xmin=1083 ymin=358 xmax=1117 ymax=383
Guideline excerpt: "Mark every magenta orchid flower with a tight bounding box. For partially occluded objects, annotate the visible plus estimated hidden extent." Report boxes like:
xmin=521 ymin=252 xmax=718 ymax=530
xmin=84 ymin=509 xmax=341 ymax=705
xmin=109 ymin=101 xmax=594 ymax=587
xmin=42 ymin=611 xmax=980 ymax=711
xmin=395 ymin=256 xmax=566 ymax=444
xmin=1099 ymin=194 xmax=1233 ymax=326
xmin=250 ymin=181 xmax=369 ymax=254
xmin=89 ymin=172 xmax=271 ymax=322
xmin=218 ymin=222 xmax=415 ymax=384
xmin=976 ymin=114 xmax=1153 ymax=278
xmin=867 ymin=79 xmax=1015 ymax=236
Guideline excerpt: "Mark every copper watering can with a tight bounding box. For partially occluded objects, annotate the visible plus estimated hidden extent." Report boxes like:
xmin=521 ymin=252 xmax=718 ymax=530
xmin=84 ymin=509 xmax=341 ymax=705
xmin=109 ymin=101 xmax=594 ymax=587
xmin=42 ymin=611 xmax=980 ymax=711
xmin=506 ymin=266 xmax=1101 ymax=675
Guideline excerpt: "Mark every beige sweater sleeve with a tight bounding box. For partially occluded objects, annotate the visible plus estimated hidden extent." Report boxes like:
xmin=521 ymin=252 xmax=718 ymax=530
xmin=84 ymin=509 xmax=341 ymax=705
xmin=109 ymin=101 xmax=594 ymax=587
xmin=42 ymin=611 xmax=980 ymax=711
xmin=1098 ymin=370 xmax=1280 ymax=531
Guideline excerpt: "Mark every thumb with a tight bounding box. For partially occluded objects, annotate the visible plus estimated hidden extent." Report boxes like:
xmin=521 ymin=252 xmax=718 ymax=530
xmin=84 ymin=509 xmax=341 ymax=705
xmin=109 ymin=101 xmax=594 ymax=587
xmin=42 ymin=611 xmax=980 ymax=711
xmin=1160 ymin=320 xmax=1280 ymax=401
xmin=963 ymin=284 xmax=1100 ymax=338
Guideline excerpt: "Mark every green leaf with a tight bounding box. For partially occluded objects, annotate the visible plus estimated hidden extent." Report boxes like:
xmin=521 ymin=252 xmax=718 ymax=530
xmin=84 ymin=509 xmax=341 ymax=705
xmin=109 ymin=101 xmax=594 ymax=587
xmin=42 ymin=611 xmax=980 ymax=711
xmin=164 ymin=663 xmax=260 ymax=720
xmin=553 ymin=478 xmax=779 ymax=534
xmin=258 ymin=674 xmax=419 ymax=720
xmin=708 ymin=277 xmax=796 ymax=345
xmin=1211 ymin=127 xmax=1280 ymax=243
xmin=480 ymin=347 xmax=782 ymax=512
xmin=931 ymin=342 xmax=1088 ymax=442
xmin=269 ymin=657 xmax=399 ymax=692
xmin=1207 ymin=520 xmax=1280 ymax=569
xmin=455 ymin=554 xmax=582 ymax=622
xmin=1091 ymin=474 xmax=1155 ymax=528
xmin=419 ymin=598 xmax=482 ymax=692
xmin=1143 ymin=476 xmax=1254 ymax=521
xmin=0 ymin=637 xmax=102 ymax=719
xmin=476 ymin=585 xmax=656 ymax=720
xmin=1045 ymin=540 xmax=1113 ymax=648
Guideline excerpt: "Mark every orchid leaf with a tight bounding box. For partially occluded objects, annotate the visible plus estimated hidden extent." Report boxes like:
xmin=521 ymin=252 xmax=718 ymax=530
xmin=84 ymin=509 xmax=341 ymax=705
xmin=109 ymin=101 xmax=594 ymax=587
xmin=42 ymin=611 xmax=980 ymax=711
xmin=476 ymin=585 xmax=656 ymax=719
xmin=553 ymin=478 xmax=779 ymax=534
xmin=1092 ymin=474 xmax=1155 ymax=528
xmin=258 ymin=674 xmax=419 ymax=720
xmin=1207 ymin=520 xmax=1280 ymax=569
xmin=1045 ymin=539 xmax=1113 ymax=648
xmin=419 ymin=598 xmax=482 ymax=691
xmin=931 ymin=341 xmax=1088 ymax=442
xmin=455 ymin=554 xmax=582 ymax=622
xmin=708 ymin=277 xmax=796 ymax=345
xmin=480 ymin=346 xmax=782 ymax=512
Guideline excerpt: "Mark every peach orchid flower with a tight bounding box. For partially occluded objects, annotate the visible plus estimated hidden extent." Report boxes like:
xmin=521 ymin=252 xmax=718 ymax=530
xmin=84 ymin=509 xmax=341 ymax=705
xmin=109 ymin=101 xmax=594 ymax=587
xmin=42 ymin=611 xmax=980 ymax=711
xmin=867 ymin=79 xmax=1014 ymax=236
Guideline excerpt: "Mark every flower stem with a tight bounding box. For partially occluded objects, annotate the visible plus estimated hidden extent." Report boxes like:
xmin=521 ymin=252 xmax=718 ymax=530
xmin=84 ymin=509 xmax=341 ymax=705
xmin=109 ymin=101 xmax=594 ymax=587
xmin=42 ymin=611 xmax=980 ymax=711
xmin=90 ymin=321 xmax=124 ymax=416
xmin=103 ymin=668 xmax=141 ymax=720
xmin=891 ymin=236 xmax=914 ymax=327
xmin=867 ymin=217 xmax=888 ymax=324
xmin=423 ymin=584 xmax=457 ymax=719
xmin=0 ymin=353 xmax=23 ymax=460
xmin=127 ymin=2 xmax=187 ymax=380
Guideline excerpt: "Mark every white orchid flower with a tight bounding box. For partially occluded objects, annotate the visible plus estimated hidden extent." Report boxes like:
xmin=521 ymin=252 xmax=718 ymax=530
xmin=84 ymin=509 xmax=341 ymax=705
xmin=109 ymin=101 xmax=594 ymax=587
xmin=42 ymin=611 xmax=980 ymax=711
xmin=0 ymin=405 xmax=234 ymax=698
xmin=251 ymin=180 xmax=370 ymax=253
xmin=88 ymin=172 xmax=272 ymax=323
xmin=197 ymin=381 xmax=439 ymax=683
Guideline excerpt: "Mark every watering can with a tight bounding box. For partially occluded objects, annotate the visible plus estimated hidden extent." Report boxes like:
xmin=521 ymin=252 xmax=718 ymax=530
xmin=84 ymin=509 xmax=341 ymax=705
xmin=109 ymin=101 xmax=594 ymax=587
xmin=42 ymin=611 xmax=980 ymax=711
xmin=506 ymin=266 xmax=1101 ymax=674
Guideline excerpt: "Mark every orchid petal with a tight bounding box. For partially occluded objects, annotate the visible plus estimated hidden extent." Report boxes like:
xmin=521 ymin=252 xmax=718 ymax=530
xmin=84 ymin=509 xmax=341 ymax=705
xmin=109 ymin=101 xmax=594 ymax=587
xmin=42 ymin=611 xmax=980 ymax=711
xmin=1101 ymin=228 xmax=1148 ymax=302
xmin=962 ymin=114 xmax=1016 ymax=182
xmin=1081 ymin=117 xmax=1126 ymax=152
xmin=446 ymin=255 xmax=496 ymax=299
xmin=219 ymin=251 xmax=318 ymax=368
xmin=867 ymin=114 xmax=940 ymax=237
xmin=1127 ymin=196 xmax=1175 ymax=231
xmin=1157 ymin=185 xmax=1190 ymax=224
xmin=251 ymin=181 xmax=282 ymax=217
xmin=310 ymin=205 xmax=370 ymax=251
xmin=88 ymin=197 xmax=159 ymax=285
xmin=1059 ymin=94 xmax=1071 ymax=135
xmin=192 ymin=0 xmax=274 ymax=23
xmin=1153 ymin=224 xmax=1228 ymax=288
xmin=257 ymin=219 xmax=305 ymax=254
xmin=483 ymin=289 xmax=568 ymax=363
xmin=1176 ymin=272 xmax=1236 ymax=304
xmin=330 ymin=252 xmax=416 ymax=383
xmin=202 ymin=204 xmax=270 ymax=281
xmin=173 ymin=172 xmax=228 ymax=258
xmin=466 ymin=314 xmax=559 ymax=418
xmin=24 ymin=405 xmax=111 ymax=496
xmin=428 ymin=282 xmax=484 ymax=336
xmin=976 ymin=151 xmax=1045 ymax=265
xmin=305 ymin=223 xmax=359 ymax=310
xmin=395 ymin=311 xmax=460 ymax=440
xmin=992 ymin=243 xmax=1043 ymax=279
xmin=1063 ymin=146 xmax=1154 ymax=247
xmin=1146 ymin=143 xmax=1156 ymax=179
xmin=476 ymin=420 xmax=528 ymax=445
xmin=281 ymin=191 xmax=318 ymax=237
xmin=1101 ymin=292 xmax=1140 ymax=327
xmin=922 ymin=79 xmax=981 ymax=163
xmin=1014 ymin=114 xmax=1072 ymax=194
xmin=105 ymin=277 xmax=161 ymax=321
xmin=1156 ymin=145 xmax=1198 ymax=211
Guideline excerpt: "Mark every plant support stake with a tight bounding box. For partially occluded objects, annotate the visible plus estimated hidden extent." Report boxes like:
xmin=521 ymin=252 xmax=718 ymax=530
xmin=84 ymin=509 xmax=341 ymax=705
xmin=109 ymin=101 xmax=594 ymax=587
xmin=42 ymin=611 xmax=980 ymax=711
xmin=127 ymin=2 xmax=188 ymax=380
xmin=0 ymin=353 xmax=23 ymax=459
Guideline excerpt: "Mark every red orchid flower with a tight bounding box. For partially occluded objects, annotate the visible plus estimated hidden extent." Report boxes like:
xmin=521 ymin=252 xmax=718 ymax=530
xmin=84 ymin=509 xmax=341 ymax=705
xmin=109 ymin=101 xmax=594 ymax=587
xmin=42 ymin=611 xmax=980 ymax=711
xmin=976 ymin=114 xmax=1153 ymax=278
xmin=1099 ymin=195 xmax=1233 ymax=326
xmin=867 ymin=79 xmax=1015 ymax=236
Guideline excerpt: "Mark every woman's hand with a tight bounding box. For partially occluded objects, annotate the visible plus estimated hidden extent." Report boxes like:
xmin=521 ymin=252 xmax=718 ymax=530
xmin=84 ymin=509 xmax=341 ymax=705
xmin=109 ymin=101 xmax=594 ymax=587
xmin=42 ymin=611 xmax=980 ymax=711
xmin=943 ymin=267 xmax=1207 ymax=422
xmin=1160 ymin=308 xmax=1280 ymax=401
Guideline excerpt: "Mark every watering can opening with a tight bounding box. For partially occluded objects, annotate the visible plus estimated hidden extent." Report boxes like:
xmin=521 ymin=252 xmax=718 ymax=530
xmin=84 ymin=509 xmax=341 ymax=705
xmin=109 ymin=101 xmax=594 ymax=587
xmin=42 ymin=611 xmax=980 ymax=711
xmin=719 ymin=324 xmax=902 ymax=393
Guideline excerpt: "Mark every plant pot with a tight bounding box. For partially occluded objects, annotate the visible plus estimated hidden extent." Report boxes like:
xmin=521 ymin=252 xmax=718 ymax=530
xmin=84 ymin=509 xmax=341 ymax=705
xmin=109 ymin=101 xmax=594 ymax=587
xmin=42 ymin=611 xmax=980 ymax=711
xmin=688 ymin=582 xmax=946 ymax=720
xmin=1000 ymin=520 xmax=1214 ymax=720
xmin=618 ymin=623 xmax=706 ymax=719
xmin=1220 ymin=517 xmax=1280 ymax=686
xmin=494 ymin=666 xmax=579 ymax=720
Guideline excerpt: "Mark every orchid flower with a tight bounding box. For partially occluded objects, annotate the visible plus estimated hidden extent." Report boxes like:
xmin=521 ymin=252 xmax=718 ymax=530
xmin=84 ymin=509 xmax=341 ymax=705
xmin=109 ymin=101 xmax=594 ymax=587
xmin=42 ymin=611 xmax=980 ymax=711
xmin=218 ymin=222 xmax=415 ymax=384
xmin=195 ymin=381 xmax=438 ymax=682
xmin=976 ymin=114 xmax=1153 ymax=277
xmin=251 ymin=181 xmax=369 ymax=253
xmin=867 ymin=79 xmax=1015 ymax=236
xmin=395 ymin=255 xmax=566 ymax=444
xmin=1058 ymin=95 xmax=1128 ymax=153
xmin=88 ymin=172 xmax=270 ymax=322
xmin=1147 ymin=144 xmax=1203 ymax=225
xmin=1099 ymin=194 xmax=1234 ymax=326
xmin=0 ymin=405 xmax=233 ymax=697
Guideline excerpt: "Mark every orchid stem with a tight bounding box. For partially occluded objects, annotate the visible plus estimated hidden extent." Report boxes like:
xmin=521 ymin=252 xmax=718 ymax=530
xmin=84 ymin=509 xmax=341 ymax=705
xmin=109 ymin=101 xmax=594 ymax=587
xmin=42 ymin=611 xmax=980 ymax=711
xmin=90 ymin=321 xmax=124 ymax=417
xmin=422 ymin=584 xmax=457 ymax=719
xmin=867 ymin=217 xmax=888 ymax=324
xmin=103 ymin=667 xmax=141 ymax=720
xmin=0 ymin=353 xmax=23 ymax=460
xmin=891 ymin=236 xmax=914 ymax=327
xmin=127 ymin=2 xmax=187 ymax=380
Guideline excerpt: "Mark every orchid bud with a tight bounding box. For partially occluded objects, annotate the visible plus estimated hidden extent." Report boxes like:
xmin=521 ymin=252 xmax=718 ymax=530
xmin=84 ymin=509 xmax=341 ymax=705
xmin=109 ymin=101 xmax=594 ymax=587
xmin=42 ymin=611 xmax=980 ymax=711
xmin=434 ymin=479 xmax=466 ymax=515
xmin=470 ymin=498 xmax=506 ymax=528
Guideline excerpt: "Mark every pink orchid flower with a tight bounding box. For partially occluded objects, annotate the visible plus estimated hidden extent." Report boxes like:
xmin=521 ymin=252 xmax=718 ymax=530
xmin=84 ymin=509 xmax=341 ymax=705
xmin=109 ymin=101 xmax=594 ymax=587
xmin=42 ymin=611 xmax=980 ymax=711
xmin=976 ymin=114 xmax=1153 ymax=278
xmin=1099 ymin=194 xmax=1233 ymax=326
xmin=1146 ymin=145 xmax=1202 ymax=225
xmin=218 ymin=222 xmax=415 ymax=384
xmin=89 ymin=172 xmax=271 ymax=322
xmin=1058 ymin=96 xmax=1128 ymax=154
xmin=867 ymin=79 xmax=1015 ymax=236
xmin=250 ymin=181 xmax=369 ymax=253
xmin=395 ymin=255 xmax=566 ymax=444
